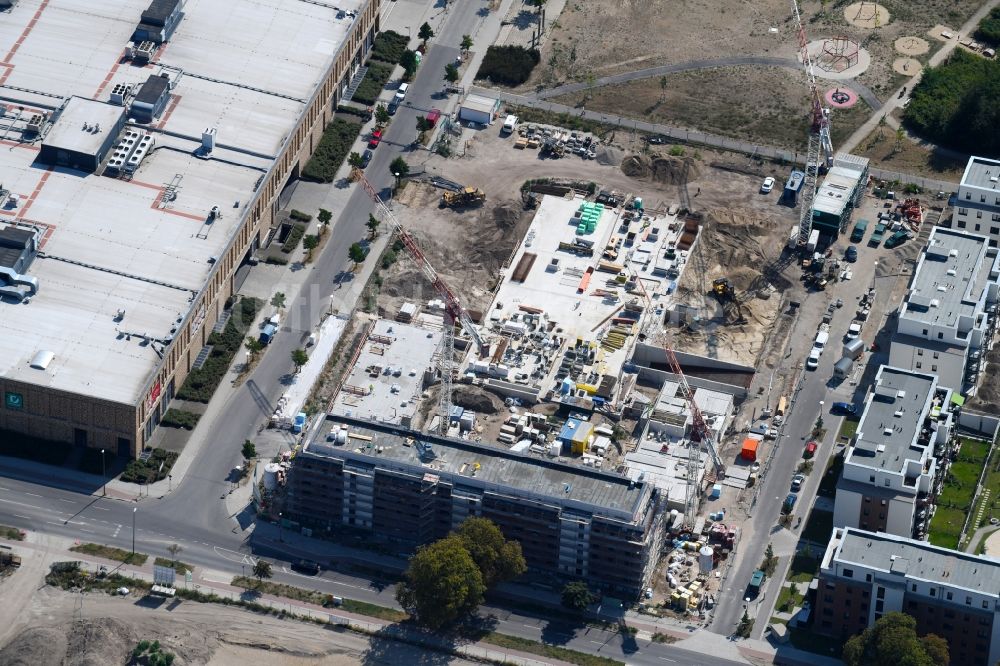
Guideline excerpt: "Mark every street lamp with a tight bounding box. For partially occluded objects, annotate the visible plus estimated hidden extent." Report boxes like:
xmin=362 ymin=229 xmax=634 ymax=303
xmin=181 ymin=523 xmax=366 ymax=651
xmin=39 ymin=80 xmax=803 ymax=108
xmin=100 ymin=449 xmax=106 ymax=496
xmin=131 ymin=507 xmax=137 ymax=557
xmin=168 ymin=474 xmax=172 ymax=492
xmin=278 ymin=512 xmax=284 ymax=543
xmin=871 ymin=261 xmax=878 ymax=291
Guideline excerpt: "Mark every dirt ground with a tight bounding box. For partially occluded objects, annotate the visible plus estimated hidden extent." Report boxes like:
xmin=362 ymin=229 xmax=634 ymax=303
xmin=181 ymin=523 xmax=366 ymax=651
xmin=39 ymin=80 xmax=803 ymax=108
xmin=393 ymin=125 xmax=798 ymax=368
xmin=0 ymin=582 xmax=478 ymax=666
xmin=853 ymin=119 xmax=969 ymax=182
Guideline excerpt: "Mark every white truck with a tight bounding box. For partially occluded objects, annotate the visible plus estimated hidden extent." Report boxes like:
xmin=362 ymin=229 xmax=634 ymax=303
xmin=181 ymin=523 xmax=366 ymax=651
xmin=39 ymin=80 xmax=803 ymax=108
xmin=501 ymin=114 xmax=518 ymax=135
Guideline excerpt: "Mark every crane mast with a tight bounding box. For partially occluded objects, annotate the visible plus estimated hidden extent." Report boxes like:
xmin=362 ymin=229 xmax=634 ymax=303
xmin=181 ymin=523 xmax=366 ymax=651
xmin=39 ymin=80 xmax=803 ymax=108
xmin=792 ymin=0 xmax=834 ymax=246
xmin=664 ymin=345 xmax=725 ymax=527
xmin=355 ymin=172 xmax=485 ymax=434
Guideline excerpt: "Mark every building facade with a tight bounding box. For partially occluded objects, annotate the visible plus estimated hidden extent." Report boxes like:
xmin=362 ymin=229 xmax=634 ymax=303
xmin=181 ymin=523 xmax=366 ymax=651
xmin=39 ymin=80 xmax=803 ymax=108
xmin=815 ymin=527 xmax=1000 ymax=666
xmin=833 ymin=366 xmax=953 ymax=540
xmin=952 ymin=156 xmax=1000 ymax=248
xmin=0 ymin=0 xmax=381 ymax=456
xmin=285 ymin=415 xmax=666 ymax=597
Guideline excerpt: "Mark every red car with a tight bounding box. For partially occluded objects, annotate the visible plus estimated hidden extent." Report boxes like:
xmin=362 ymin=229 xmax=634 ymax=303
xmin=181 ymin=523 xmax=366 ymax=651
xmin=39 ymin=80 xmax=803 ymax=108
xmin=368 ymin=129 xmax=382 ymax=148
xmin=804 ymin=441 xmax=818 ymax=458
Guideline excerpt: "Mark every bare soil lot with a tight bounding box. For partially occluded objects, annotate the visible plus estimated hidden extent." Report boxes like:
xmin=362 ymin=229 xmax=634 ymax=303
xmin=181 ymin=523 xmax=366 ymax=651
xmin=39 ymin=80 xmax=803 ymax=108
xmin=853 ymin=122 xmax=969 ymax=182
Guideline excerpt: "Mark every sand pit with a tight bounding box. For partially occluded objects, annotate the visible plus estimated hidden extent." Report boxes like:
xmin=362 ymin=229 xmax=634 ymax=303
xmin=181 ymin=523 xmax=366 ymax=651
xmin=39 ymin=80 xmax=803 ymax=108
xmin=805 ymin=39 xmax=872 ymax=80
xmin=892 ymin=57 xmax=923 ymax=76
xmin=895 ymin=36 xmax=930 ymax=56
xmin=984 ymin=529 xmax=1000 ymax=558
xmin=844 ymin=2 xmax=890 ymax=30
xmin=928 ymin=24 xmax=958 ymax=43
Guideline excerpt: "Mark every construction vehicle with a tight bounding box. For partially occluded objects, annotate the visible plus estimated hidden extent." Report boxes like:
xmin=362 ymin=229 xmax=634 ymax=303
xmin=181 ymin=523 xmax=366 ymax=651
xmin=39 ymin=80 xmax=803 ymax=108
xmin=355 ymin=172 xmax=485 ymax=435
xmin=710 ymin=278 xmax=746 ymax=324
xmin=791 ymin=0 xmax=834 ymax=248
xmin=441 ymin=186 xmax=486 ymax=208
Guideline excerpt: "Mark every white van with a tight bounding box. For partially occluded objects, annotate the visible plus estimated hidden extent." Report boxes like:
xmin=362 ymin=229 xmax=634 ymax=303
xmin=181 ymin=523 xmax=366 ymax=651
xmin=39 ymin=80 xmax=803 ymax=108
xmin=813 ymin=330 xmax=829 ymax=350
xmin=394 ymin=83 xmax=409 ymax=104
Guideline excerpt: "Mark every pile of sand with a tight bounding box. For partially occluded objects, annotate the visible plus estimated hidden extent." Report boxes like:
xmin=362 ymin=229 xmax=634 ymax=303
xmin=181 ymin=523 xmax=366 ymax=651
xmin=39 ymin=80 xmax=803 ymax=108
xmin=620 ymin=155 xmax=700 ymax=185
xmin=1 ymin=618 xmax=139 ymax=666
xmin=0 ymin=627 xmax=67 ymax=666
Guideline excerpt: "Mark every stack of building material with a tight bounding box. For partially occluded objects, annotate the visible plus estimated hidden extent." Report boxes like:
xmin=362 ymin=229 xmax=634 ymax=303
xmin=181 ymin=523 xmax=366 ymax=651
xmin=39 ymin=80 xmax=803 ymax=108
xmin=576 ymin=202 xmax=604 ymax=235
xmin=602 ymin=324 xmax=632 ymax=351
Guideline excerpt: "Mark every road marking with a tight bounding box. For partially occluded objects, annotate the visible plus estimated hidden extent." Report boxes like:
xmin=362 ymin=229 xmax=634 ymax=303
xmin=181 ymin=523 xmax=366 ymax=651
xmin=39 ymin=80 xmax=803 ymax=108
xmin=59 ymin=499 xmax=75 ymax=503
xmin=659 ymin=658 xmax=677 ymax=663
xmin=589 ymin=641 xmax=604 ymax=646
xmin=80 ymin=529 xmax=95 ymax=534
xmin=112 ymin=524 xmax=122 ymax=538
xmin=92 ymin=506 xmax=109 ymax=511
xmin=24 ymin=492 xmax=41 ymax=497
xmin=13 ymin=513 xmax=31 ymax=519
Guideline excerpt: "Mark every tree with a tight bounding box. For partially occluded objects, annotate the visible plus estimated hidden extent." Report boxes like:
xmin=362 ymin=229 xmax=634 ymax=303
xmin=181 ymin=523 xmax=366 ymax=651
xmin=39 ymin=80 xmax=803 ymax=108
xmin=418 ymin=22 xmax=434 ymax=45
xmin=241 ymin=439 xmax=256 ymax=460
xmin=374 ymin=104 xmax=390 ymax=126
xmin=659 ymin=75 xmax=668 ymax=101
xmin=291 ymin=348 xmax=308 ymax=373
xmin=252 ymin=559 xmax=272 ymax=584
xmin=561 ymin=581 xmax=597 ymax=611
xmin=166 ymin=543 xmax=182 ymax=566
xmin=454 ymin=517 xmax=527 ymax=587
xmin=444 ymin=62 xmax=460 ymax=84
xmin=303 ymin=234 xmax=319 ymax=252
xmin=317 ymin=208 xmax=332 ymax=226
xmin=366 ymin=214 xmax=380 ymax=238
xmin=270 ymin=292 xmax=285 ymax=309
xmin=244 ymin=336 xmax=263 ymax=360
xmin=348 ymin=242 xmax=367 ymax=268
xmin=461 ymin=34 xmax=474 ymax=51
xmin=396 ymin=536 xmax=485 ymax=629
xmin=736 ymin=610 xmax=753 ymax=638
xmin=761 ymin=543 xmax=777 ymax=576
xmin=348 ymin=151 xmax=364 ymax=169
xmin=843 ymin=612 xmax=947 ymax=666
xmin=400 ymin=50 xmax=419 ymax=79
xmin=892 ymin=127 xmax=905 ymax=155
xmin=389 ymin=156 xmax=410 ymax=180
xmin=416 ymin=116 xmax=433 ymax=133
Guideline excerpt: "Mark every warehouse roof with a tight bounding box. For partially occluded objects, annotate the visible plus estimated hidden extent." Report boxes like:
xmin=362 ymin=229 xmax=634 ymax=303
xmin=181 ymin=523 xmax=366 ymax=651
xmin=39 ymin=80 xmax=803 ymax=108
xmin=40 ymin=96 xmax=125 ymax=158
xmin=0 ymin=0 xmax=368 ymax=404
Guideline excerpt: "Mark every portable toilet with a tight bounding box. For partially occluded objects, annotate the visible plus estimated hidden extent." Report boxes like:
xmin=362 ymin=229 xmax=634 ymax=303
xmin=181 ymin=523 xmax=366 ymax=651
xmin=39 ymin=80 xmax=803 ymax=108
xmin=710 ymin=483 xmax=722 ymax=499
xmin=292 ymin=412 xmax=307 ymax=433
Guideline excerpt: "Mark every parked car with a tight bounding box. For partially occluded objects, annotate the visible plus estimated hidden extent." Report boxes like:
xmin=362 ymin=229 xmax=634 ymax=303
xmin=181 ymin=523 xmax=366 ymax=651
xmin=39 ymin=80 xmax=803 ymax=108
xmin=368 ymin=129 xmax=382 ymax=149
xmin=782 ymin=493 xmax=798 ymax=514
xmin=804 ymin=441 xmax=817 ymax=458
xmin=831 ymin=401 xmax=857 ymax=415
xmin=844 ymin=245 xmax=858 ymax=262
xmin=791 ymin=474 xmax=805 ymax=491
xmin=292 ymin=560 xmax=321 ymax=575
xmin=806 ymin=348 xmax=820 ymax=370
xmin=745 ymin=570 xmax=766 ymax=600
xmin=360 ymin=149 xmax=373 ymax=168
xmin=760 ymin=176 xmax=775 ymax=193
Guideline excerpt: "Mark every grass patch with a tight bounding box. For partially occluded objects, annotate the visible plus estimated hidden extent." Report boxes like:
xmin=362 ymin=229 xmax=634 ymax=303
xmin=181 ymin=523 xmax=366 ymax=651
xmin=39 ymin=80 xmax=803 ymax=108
xmin=775 ymin=585 xmax=806 ymax=614
xmin=837 ymin=416 xmax=860 ymax=442
xmin=928 ymin=506 xmax=966 ymax=549
xmin=976 ymin=527 xmax=999 ymax=555
xmin=121 ymin=448 xmax=178 ymax=484
xmin=930 ymin=437 xmax=992 ymax=547
xmin=770 ymin=616 xmax=788 ymax=625
xmin=301 ymin=119 xmax=363 ymax=183
xmin=154 ymin=557 xmax=194 ymax=575
xmin=475 ymin=631 xmax=623 ymax=666
xmin=353 ymin=61 xmax=394 ymax=106
xmin=651 ymin=632 xmax=677 ymax=644
xmin=232 ymin=576 xmax=408 ymax=622
xmin=787 ymin=626 xmax=843 ymax=658
xmin=371 ymin=30 xmax=409 ymax=64
xmin=159 ymin=409 xmax=201 ymax=430
xmin=800 ymin=509 xmax=834 ymax=545
xmin=69 ymin=543 xmax=148 ymax=565
xmin=788 ymin=550 xmax=821 ymax=584
xmin=0 ymin=524 xmax=25 ymax=540
xmin=176 ymin=297 xmax=263 ymax=402
xmin=47 ymin=562 xmax=152 ymax=594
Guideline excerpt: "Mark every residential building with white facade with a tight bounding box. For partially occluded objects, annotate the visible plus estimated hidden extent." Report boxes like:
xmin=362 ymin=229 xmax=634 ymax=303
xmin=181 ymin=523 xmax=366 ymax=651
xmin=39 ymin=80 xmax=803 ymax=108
xmin=889 ymin=227 xmax=1000 ymax=394
xmin=953 ymin=156 xmax=1000 ymax=247
xmin=833 ymin=366 xmax=953 ymax=540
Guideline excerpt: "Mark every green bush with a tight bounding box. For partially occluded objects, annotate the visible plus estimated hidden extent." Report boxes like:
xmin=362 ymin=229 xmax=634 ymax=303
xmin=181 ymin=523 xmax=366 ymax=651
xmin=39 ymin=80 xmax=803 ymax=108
xmin=264 ymin=255 xmax=288 ymax=265
xmin=160 ymin=409 xmax=201 ymax=430
xmin=371 ymin=30 xmax=409 ymax=64
xmin=353 ymin=61 xmax=394 ymax=106
xmin=975 ymin=7 xmax=1000 ymax=46
xmin=476 ymin=46 xmax=540 ymax=86
xmin=289 ymin=209 xmax=312 ymax=222
xmin=302 ymin=119 xmax=363 ymax=183
xmin=337 ymin=104 xmax=371 ymax=118
xmin=903 ymin=50 xmax=1000 ymax=156
xmin=281 ymin=223 xmax=307 ymax=254
xmin=176 ymin=298 xmax=262 ymax=402
xmin=121 ymin=448 xmax=178 ymax=484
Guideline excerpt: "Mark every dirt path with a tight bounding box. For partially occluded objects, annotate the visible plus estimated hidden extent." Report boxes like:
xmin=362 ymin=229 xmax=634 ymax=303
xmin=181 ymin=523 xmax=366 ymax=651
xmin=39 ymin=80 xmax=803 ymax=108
xmin=0 ymin=535 xmax=55 ymax=648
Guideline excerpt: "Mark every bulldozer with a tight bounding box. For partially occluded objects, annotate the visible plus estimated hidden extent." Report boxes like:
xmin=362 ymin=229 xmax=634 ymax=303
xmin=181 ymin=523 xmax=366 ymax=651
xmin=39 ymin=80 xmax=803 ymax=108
xmin=711 ymin=278 xmax=747 ymax=325
xmin=441 ymin=186 xmax=486 ymax=208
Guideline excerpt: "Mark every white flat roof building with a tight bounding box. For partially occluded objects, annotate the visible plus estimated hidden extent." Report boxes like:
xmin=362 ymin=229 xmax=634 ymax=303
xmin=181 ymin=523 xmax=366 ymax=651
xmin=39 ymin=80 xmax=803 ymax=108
xmin=892 ymin=227 xmax=1000 ymax=393
xmin=953 ymin=156 xmax=1000 ymax=248
xmin=0 ymin=0 xmax=380 ymax=453
xmin=834 ymin=366 xmax=953 ymax=539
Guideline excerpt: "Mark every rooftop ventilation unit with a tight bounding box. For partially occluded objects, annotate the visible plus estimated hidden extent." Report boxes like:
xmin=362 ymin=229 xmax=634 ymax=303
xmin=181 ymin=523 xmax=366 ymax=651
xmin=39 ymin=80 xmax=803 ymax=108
xmin=201 ymin=127 xmax=216 ymax=154
xmin=133 ymin=40 xmax=156 ymax=64
xmin=110 ymin=83 xmax=132 ymax=106
xmin=29 ymin=350 xmax=54 ymax=370
xmin=25 ymin=113 xmax=44 ymax=134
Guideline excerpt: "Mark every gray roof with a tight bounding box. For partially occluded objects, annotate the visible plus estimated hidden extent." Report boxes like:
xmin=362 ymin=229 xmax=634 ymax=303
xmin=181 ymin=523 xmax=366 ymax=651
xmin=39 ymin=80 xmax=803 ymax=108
xmin=41 ymin=97 xmax=124 ymax=157
xmin=834 ymin=527 xmax=1000 ymax=596
xmin=960 ymin=156 xmax=1000 ymax=192
xmin=901 ymin=228 xmax=993 ymax=328
xmin=850 ymin=366 xmax=936 ymax=474
xmin=303 ymin=415 xmax=649 ymax=520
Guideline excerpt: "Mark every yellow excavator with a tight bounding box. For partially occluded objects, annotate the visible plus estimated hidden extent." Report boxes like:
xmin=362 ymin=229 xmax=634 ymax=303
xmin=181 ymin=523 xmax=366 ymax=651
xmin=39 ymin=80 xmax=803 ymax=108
xmin=441 ymin=187 xmax=486 ymax=208
xmin=711 ymin=278 xmax=747 ymax=325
